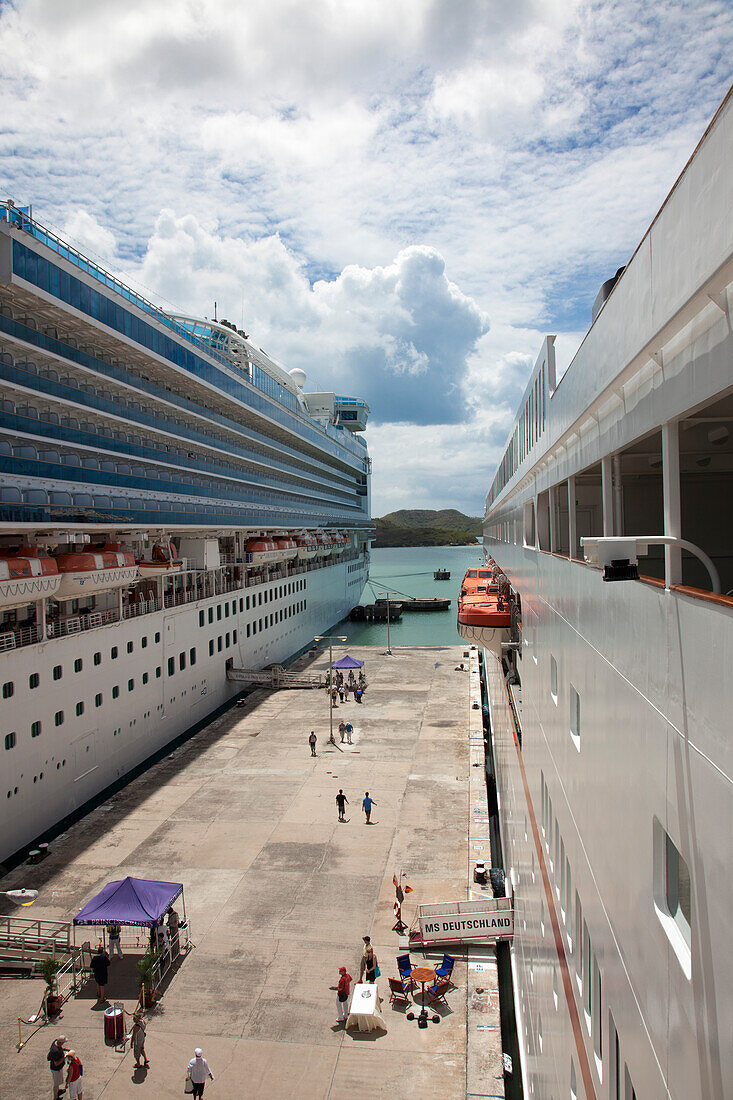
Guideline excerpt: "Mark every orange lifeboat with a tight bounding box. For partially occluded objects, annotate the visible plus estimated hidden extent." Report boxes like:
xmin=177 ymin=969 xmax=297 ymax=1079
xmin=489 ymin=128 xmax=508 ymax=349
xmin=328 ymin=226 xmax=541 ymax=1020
xmin=316 ymin=535 xmax=332 ymax=558
xmin=457 ymin=566 xmax=511 ymax=656
xmin=273 ymin=537 xmax=298 ymax=561
xmin=0 ymin=547 xmax=62 ymax=609
xmin=245 ymin=538 xmax=282 ymax=567
xmin=138 ymin=540 xmax=183 ymax=578
xmin=53 ymin=542 xmax=138 ymax=600
xmin=296 ymin=534 xmax=318 ymax=560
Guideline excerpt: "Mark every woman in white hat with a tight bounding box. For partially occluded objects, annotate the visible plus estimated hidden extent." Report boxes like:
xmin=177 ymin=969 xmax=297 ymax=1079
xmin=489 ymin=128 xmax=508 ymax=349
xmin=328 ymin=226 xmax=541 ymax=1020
xmin=187 ymin=1048 xmax=215 ymax=1097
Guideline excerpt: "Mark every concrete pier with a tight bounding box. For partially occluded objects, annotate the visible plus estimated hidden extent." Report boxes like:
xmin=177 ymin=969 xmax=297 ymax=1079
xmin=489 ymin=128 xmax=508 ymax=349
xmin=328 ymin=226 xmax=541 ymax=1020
xmin=0 ymin=645 xmax=505 ymax=1098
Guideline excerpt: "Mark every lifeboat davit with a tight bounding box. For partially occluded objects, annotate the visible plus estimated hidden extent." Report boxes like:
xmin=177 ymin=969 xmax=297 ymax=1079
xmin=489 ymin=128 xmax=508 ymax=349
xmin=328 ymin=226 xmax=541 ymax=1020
xmin=0 ymin=547 xmax=62 ymax=609
xmin=138 ymin=540 xmax=183 ymax=578
xmin=53 ymin=542 xmax=138 ymax=601
xmin=296 ymin=535 xmax=318 ymax=560
xmin=273 ymin=537 xmax=298 ymax=561
xmin=457 ymin=566 xmax=511 ymax=657
xmin=245 ymin=538 xmax=282 ymax=566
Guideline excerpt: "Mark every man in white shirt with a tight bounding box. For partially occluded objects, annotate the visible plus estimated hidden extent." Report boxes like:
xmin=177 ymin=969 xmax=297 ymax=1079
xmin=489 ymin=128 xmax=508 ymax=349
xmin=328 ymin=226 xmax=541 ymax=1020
xmin=187 ymin=1048 xmax=214 ymax=1097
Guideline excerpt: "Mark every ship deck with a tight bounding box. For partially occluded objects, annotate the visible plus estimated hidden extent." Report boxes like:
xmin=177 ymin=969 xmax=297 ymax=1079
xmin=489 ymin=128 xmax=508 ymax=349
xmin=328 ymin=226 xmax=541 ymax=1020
xmin=0 ymin=645 xmax=503 ymax=1098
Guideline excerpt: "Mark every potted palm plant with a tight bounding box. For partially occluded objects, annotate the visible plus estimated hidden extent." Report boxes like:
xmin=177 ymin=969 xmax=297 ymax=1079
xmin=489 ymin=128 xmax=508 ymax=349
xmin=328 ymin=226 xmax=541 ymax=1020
xmin=136 ymin=951 xmax=157 ymax=1008
xmin=39 ymin=956 xmax=63 ymax=1016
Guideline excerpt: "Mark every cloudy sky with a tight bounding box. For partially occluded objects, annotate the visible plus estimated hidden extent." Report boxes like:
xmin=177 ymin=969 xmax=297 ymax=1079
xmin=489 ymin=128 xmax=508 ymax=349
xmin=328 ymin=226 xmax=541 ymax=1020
xmin=1 ymin=1 xmax=731 ymax=516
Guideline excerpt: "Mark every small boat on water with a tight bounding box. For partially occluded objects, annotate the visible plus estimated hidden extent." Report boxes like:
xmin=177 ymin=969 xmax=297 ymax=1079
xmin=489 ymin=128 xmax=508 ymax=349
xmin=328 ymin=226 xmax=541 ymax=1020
xmin=401 ymin=596 xmax=451 ymax=611
xmin=434 ymin=569 xmax=450 ymax=580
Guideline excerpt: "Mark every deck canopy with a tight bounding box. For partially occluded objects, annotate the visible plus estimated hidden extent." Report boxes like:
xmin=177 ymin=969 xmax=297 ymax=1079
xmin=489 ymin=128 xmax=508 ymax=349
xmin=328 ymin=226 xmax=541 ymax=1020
xmin=73 ymin=877 xmax=183 ymax=927
xmin=332 ymin=655 xmax=364 ymax=669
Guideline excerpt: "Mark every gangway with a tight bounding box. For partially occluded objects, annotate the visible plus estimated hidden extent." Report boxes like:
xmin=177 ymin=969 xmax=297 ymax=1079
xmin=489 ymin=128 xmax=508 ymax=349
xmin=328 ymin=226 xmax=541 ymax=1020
xmin=0 ymin=915 xmax=76 ymax=974
xmin=226 ymin=662 xmax=326 ymax=689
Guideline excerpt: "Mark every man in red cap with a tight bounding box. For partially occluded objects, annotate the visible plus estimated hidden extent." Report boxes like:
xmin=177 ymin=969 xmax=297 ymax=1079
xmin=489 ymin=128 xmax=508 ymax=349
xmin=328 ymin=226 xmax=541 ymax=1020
xmin=330 ymin=966 xmax=352 ymax=1025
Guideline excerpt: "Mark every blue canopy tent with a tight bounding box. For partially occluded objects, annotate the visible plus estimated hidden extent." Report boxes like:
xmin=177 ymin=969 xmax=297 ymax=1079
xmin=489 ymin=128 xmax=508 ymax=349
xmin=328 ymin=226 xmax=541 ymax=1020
xmin=73 ymin=876 xmax=184 ymax=928
xmin=331 ymin=655 xmax=364 ymax=669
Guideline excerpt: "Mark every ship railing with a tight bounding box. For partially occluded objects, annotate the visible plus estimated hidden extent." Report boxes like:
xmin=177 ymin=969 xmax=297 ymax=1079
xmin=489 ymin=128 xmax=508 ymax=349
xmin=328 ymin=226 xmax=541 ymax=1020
xmin=0 ymin=623 xmax=41 ymax=650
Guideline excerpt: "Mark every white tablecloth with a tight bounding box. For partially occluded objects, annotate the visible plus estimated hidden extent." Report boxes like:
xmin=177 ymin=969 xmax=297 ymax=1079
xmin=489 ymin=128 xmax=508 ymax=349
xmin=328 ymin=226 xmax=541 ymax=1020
xmin=346 ymin=982 xmax=387 ymax=1032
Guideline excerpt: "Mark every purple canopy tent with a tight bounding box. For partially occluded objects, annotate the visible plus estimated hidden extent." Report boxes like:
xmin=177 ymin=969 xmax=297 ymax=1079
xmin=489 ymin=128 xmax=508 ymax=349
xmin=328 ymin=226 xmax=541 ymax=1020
xmin=73 ymin=876 xmax=184 ymax=928
xmin=331 ymin=655 xmax=364 ymax=669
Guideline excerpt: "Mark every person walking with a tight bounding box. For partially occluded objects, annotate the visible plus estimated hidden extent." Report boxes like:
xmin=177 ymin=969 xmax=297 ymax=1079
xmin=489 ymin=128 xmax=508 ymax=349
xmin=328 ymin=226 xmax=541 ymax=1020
xmin=330 ymin=966 xmax=352 ymax=1025
xmin=338 ymin=684 xmax=345 ymax=702
xmin=354 ymin=687 xmax=363 ymax=704
xmin=187 ymin=1048 xmax=215 ymax=1097
xmin=336 ymin=789 xmax=349 ymax=822
xmin=362 ymin=792 xmax=376 ymax=824
xmin=108 ymin=922 xmax=123 ymax=960
xmin=360 ymin=943 xmax=378 ymax=983
xmin=131 ymin=1013 xmax=149 ymax=1068
xmin=65 ymin=1050 xmax=84 ymax=1100
xmin=309 ymin=730 xmax=317 ymax=756
xmin=90 ymin=944 xmax=110 ymax=1004
xmin=167 ymin=906 xmax=180 ymax=958
xmin=346 ymin=722 xmax=353 ymax=744
xmin=338 ymin=720 xmax=346 ymax=743
xmin=47 ymin=1035 xmax=68 ymax=1100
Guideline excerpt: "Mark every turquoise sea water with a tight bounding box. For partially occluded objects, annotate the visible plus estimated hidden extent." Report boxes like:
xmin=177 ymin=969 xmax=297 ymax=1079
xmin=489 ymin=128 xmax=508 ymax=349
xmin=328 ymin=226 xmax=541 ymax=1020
xmin=336 ymin=544 xmax=485 ymax=646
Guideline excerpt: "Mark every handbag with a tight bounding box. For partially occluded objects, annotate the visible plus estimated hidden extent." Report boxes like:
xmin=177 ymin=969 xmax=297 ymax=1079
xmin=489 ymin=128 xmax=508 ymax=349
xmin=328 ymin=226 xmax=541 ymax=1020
xmin=374 ymin=964 xmax=381 ymax=978
xmin=184 ymin=1077 xmax=194 ymax=1094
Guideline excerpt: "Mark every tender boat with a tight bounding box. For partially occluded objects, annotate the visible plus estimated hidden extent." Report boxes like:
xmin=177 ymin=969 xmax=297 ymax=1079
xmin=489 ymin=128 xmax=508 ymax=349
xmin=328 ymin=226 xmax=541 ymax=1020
xmin=245 ymin=538 xmax=283 ymax=566
xmin=53 ymin=542 xmax=138 ymax=600
xmin=138 ymin=540 xmax=183 ymax=578
xmin=296 ymin=534 xmax=318 ymax=560
xmin=0 ymin=547 xmax=62 ymax=609
xmin=456 ymin=564 xmax=511 ymax=656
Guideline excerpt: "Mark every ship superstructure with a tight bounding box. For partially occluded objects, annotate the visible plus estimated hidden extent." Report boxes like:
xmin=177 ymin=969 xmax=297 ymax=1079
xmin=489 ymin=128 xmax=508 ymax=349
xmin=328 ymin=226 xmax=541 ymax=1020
xmin=0 ymin=203 xmax=372 ymax=863
xmin=482 ymin=89 xmax=732 ymax=1099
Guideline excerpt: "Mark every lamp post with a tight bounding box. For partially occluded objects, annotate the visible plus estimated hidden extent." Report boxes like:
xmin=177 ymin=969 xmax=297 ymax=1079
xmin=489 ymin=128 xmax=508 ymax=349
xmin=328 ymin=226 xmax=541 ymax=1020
xmin=314 ymin=634 xmax=347 ymax=744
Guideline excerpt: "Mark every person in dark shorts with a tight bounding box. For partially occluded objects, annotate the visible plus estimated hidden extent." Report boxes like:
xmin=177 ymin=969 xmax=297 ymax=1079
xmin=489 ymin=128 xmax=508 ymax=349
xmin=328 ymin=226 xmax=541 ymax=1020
xmin=187 ymin=1048 xmax=215 ymax=1097
xmin=90 ymin=945 xmax=110 ymax=1004
xmin=309 ymin=730 xmax=317 ymax=756
xmin=336 ymin=790 xmax=349 ymax=821
xmin=362 ymin=792 xmax=376 ymax=824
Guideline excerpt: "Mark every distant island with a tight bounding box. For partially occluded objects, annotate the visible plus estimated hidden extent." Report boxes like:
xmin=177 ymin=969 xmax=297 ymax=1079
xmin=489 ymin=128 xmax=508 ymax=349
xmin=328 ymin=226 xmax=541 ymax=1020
xmin=372 ymin=509 xmax=482 ymax=547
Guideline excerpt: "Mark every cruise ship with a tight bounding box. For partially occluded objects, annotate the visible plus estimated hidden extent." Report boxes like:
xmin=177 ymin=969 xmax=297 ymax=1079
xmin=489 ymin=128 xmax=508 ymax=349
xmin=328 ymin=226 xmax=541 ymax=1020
xmin=479 ymin=88 xmax=732 ymax=1099
xmin=0 ymin=203 xmax=371 ymax=864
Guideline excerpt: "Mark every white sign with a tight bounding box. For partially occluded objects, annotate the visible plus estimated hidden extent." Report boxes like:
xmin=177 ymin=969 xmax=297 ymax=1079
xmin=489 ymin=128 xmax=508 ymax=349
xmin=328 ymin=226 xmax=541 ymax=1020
xmin=417 ymin=897 xmax=513 ymax=945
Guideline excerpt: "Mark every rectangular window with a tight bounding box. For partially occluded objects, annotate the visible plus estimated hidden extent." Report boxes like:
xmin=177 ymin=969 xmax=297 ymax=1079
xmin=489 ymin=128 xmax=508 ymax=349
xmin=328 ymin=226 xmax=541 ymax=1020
xmin=217 ymin=604 xmax=222 ymax=621
xmin=217 ymin=636 xmax=222 ymax=652
xmin=5 ymin=732 xmax=16 ymax=749
xmin=252 ymin=622 xmax=257 ymax=635
xmin=156 ymin=666 xmax=161 ymax=678
xmin=93 ymin=652 xmax=101 ymax=666
xmin=166 ymin=657 xmax=174 ymax=675
xmin=199 ymin=610 xmax=205 ymax=627
xmin=209 ymin=639 xmax=214 ymax=656
xmin=246 ymin=624 xmax=251 ymax=638
xmin=53 ymin=665 xmax=62 ymax=680
xmin=246 ymin=596 xmax=250 ymax=610
xmin=239 ymin=598 xmax=243 ymax=612
xmin=570 ymin=684 xmax=580 ymax=749
xmin=155 ymin=632 xmax=161 ymax=643
xmin=55 ymin=710 xmax=64 ymax=726
xmin=76 ymin=701 xmax=84 ymax=716
xmin=179 ymin=652 xmax=186 ymax=671
xmin=592 ymin=954 xmax=602 ymax=1062
xmin=112 ymin=686 xmax=119 ymax=699
xmin=95 ymin=693 xmax=103 ymax=707
xmin=74 ymin=658 xmax=83 ymax=673
xmin=259 ymin=618 xmax=263 ymax=632
xmin=208 ymin=607 xmax=213 ymax=624
xmin=232 ymin=630 xmax=237 ymax=643
xmin=190 ymin=647 xmax=196 ymax=666
xmin=258 ymin=592 xmax=262 ymax=606
xmin=111 ymin=646 xmax=118 ymax=659
xmin=225 ymin=632 xmax=230 ymax=647
xmin=142 ymin=636 xmax=148 ymax=648
xmin=142 ymin=671 xmax=149 ymax=685
xmin=29 ymin=672 xmax=40 ymax=688
xmin=231 ymin=599 xmax=236 ymax=614
xmin=550 ymin=654 xmax=558 ymax=701
xmin=31 ymin=720 xmax=42 ymax=736
xmin=2 ymin=681 xmax=13 ymax=699
xmin=225 ymin=603 xmax=230 ymax=618
xmin=128 ymin=678 xmax=134 ymax=692
xmin=127 ymin=641 xmax=134 ymax=653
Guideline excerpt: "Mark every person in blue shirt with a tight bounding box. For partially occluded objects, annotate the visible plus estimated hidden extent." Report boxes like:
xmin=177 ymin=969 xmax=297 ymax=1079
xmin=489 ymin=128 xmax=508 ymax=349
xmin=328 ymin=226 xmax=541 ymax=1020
xmin=362 ymin=792 xmax=376 ymax=824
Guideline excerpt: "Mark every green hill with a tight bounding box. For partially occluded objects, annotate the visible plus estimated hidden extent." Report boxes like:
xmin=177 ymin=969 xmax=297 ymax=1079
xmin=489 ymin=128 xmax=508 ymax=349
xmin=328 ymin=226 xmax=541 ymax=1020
xmin=373 ymin=509 xmax=482 ymax=547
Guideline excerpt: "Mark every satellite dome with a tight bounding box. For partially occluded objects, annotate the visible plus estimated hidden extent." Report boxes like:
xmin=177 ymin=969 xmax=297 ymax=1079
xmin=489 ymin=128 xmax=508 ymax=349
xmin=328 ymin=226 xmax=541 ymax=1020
xmin=289 ymin=368 xmax=307 ymax=389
